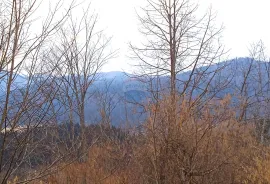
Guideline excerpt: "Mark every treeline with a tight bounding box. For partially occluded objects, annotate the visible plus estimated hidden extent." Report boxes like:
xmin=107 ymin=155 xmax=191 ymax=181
xmin=1 ymin=0 xmax=270 ymax=183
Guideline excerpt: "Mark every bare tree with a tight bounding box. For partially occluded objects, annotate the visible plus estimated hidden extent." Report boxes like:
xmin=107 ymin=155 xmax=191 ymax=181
xmin=94 ymin=79 xmax=120 ymax=128
xmin=0 ymin=0 xmax=86 ymax=182
xmin=233 ymin=41 xmax=270 ymax=144
xmin=49 ymin=5 xmax=117 ymax=161
xmin=129 ymin=1 xmax=226 ymax=183
xmin=130 ymin=0 xmax=225 ymax=107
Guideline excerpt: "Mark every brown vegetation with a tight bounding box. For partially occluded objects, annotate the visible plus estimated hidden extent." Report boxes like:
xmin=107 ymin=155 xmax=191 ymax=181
xmin=17 ymin=96 xmax=270 ymax=184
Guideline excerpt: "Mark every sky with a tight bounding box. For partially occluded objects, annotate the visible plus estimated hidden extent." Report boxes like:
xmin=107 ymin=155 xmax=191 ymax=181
xmin=41 ymin=0 xmax=270 ymax=72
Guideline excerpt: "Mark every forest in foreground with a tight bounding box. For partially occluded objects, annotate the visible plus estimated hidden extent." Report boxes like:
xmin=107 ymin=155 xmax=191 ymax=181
xmin=1 ymin=0 xmax=270 ymax=183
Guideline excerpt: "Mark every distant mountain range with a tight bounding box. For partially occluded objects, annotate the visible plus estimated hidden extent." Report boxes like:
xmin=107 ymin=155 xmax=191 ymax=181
xmin=1 ymin=57 xmax=270 ymax=126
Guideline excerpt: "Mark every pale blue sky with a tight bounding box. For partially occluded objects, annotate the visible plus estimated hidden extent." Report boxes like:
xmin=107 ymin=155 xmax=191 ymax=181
xmin=41 ymin=0 xmax=270 ymax=72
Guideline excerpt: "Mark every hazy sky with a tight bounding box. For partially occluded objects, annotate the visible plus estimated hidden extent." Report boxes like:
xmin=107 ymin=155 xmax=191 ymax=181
xmin=43 ymin=0 xmax=270 ymax=72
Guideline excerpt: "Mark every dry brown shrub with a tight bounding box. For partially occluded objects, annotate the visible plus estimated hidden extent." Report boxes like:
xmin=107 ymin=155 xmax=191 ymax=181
xmin=134 ymin=95 xmax=261 ymax=183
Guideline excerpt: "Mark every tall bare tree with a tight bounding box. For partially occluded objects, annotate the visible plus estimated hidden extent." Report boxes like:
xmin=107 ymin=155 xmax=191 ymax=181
xmin=129 ymin=0 xmax=226 ymax=183
xmin=49 ymin=6 xmax=116 ymax=160
xmin=130 ymin=0 xmax=226 ymax=129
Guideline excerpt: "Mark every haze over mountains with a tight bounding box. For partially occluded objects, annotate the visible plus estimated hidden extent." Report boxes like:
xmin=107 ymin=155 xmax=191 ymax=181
xmin=1 ymin=57 xmax=269 ymax=126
